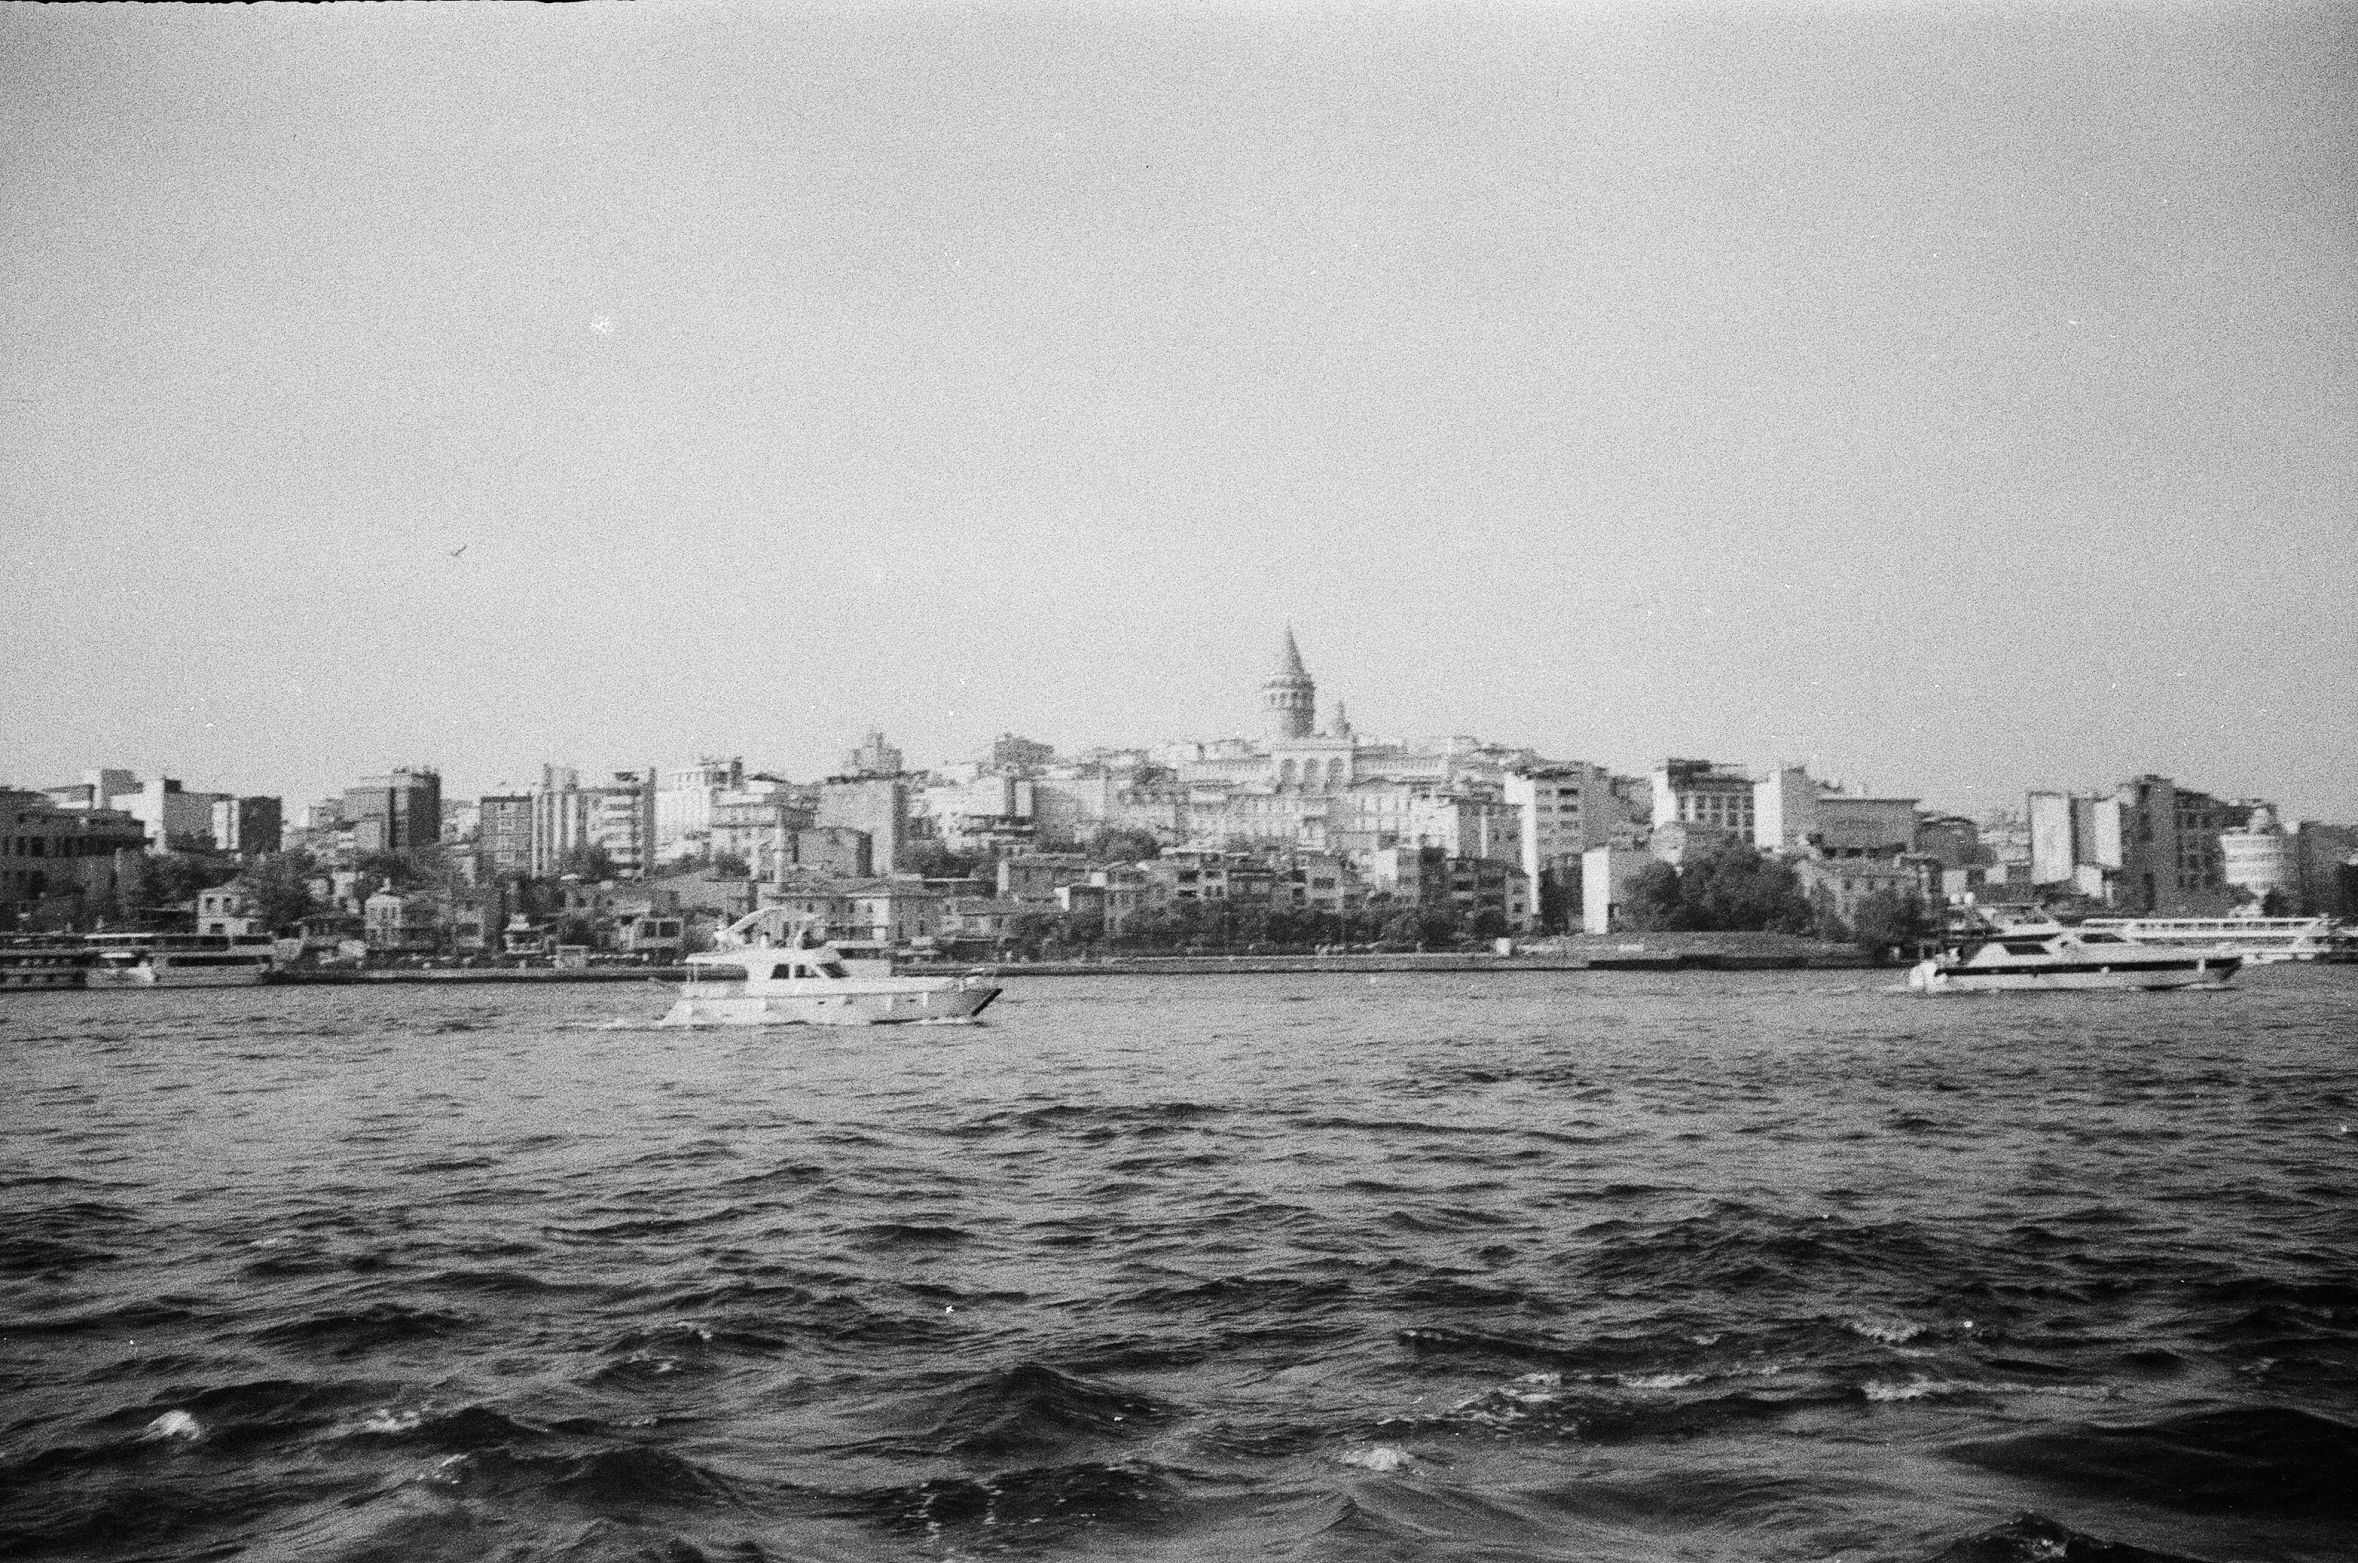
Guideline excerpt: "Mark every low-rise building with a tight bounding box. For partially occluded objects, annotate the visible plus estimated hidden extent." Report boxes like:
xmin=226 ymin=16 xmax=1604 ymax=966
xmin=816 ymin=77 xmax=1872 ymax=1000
xmin=2 ymin=791 xmax=150 ymax=916
xmin=363 ymin=886 xmax=439 ymax=955
xmin=997 ymin=852 xmax=1094 ymax=904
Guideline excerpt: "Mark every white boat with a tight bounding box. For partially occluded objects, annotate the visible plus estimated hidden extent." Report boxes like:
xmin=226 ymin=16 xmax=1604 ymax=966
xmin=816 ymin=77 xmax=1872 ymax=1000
xmin=1906 ymin=913 xmax=2239 ymax=994
xmin=2077 ymin=915 xmax=2355 ymax=964
xmin=83 ymin=932 xmax=275 ymax=987
xmin=657 ymin=909 xmax=1001 ymax=1027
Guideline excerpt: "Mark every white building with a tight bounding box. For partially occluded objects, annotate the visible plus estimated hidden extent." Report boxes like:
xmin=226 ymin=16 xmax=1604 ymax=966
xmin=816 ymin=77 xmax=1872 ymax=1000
xmin=655 ymin=758 xmax=745 ymax=862
xmin=2221 ymin=805 xmax=2296 ymax=907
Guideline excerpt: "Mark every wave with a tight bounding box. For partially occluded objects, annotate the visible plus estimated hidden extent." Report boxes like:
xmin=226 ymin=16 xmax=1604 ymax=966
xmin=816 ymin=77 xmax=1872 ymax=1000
xmin=1922 ymin=1511 xmax=2213 ymax=1562
xmin=825 ymin=1460 xmax=1185 ymax=1542
xmin=1949 ymin=1404 xmax=2358 ymax=1515
xmin=857 ymin=1361 xmax=1174 ymax=1462
xmin=253 ymin=1302 xmax=474 ymax=1357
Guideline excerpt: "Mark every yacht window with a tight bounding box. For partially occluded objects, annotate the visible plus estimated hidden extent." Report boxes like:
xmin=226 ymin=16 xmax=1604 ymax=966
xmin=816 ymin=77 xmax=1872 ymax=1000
xmin=818 ymin=961 xmax=849 ymax=978
xmin=2079 ymin=932 xmax=2126 ymax=944
xmin=789 ymin=963 xmax=811 ymax=978
xmin=2002 ymin=941 xmax=2051 ymax=956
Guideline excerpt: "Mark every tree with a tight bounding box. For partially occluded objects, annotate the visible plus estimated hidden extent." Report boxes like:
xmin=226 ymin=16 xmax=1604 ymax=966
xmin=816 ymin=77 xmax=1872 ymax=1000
xmin=1619 ymin=862 xmax=1691 ymax=931
xmin=1850 ymin=890 xmax=1930 ymax=963
xmin=1679 ymin=840 xmax=1814 ymax=934
xmin=558 ymin=843 xmax=617 ymax=882
xmin=1085 ymin=826 xmax=1163 ymax=864
xmin=243 ymin=850 xmax=324 ymax=934
xmin=900 ymin=839 xmax=991 ymax=883
xmin=709 ymin=852 xmax=750 ymax=879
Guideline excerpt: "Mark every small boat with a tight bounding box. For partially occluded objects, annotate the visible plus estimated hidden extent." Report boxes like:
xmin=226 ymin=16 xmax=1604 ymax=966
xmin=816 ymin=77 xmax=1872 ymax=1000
xmin=1906 ymin=912 xmax=2239 ymax=994
xmin=83 ymin=932 xmax=275 ymax=987
xmin=657 ymin=909 xmax=1001 ymax=1027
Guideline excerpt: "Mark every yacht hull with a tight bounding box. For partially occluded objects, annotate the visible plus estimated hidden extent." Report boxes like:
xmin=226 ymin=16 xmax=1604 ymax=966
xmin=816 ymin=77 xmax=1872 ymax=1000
xmin=657 ymin=983 xmax=999 ymax=1027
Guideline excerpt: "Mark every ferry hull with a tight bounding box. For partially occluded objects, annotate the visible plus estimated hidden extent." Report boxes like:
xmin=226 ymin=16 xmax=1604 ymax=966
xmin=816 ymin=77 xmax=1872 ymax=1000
xmin=86 ymin=963 xmax=270 ymax=988
xmin=658 ymin=983 xmax=999 ymax=1027
xmin=1908 ymin=958 xmax=2238 ymax=994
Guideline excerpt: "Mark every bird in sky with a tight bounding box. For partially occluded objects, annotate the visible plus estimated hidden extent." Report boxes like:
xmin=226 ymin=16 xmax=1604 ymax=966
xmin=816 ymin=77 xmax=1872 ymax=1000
xmin=447 ymin=544 xmax=468 ymax=559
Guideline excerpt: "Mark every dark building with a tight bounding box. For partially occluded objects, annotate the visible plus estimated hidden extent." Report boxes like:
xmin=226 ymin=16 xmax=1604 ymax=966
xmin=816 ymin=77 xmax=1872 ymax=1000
xmin=479 ymin=793 xmax=534 ymax=876
xmin=344 ymin=767 xmax=442 ymax=857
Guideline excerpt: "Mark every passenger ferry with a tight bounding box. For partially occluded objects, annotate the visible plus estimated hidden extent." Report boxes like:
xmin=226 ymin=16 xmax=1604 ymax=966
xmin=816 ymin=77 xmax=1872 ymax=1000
xmin=0 ymin=937 xmax=98 ymax=991
xmin=658 ymin=909 xmax=999 ymax=1027
xmin=2077 ymin=916 xmax=2355 ymax=964
xmin=1907 ymin=912 xmax=2239 ymax=994
xmin=83 ymin=932 xmax=276 ymax=987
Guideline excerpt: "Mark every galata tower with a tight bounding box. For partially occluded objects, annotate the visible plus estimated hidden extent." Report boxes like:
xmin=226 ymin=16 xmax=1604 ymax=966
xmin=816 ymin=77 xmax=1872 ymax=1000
xmin=1262 ymin=627 xmax=1316 ymax=741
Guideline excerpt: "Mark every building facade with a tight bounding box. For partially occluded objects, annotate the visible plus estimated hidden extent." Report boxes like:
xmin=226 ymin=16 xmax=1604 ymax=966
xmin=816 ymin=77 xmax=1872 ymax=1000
xmin=345 ymin=768 xmax=442 ymax=857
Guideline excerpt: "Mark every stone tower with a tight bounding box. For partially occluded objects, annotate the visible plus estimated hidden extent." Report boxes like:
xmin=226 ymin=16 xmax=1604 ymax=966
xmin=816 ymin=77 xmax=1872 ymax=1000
xmin=1262 ymin=627 xmax=1316 ymax=741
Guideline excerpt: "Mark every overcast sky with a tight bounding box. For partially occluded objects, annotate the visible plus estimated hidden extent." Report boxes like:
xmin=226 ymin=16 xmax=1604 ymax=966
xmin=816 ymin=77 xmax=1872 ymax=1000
xmin=4 ymin=4 xmax=2352 ymax=819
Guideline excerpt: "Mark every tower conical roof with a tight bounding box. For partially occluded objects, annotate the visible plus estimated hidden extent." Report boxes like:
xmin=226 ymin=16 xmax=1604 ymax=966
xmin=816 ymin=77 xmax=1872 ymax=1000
xmin=1273 ymin=626 xmax=1309 ymax=681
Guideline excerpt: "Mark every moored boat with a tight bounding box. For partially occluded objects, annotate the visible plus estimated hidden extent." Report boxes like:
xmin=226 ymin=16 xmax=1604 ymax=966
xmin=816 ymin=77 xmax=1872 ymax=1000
xmin=1907 ymin=912 xmax=2238 ymax=994
xmin=2077 ymin=915 xmax=2356 ymax=964
xmin=657 ymin=909 xmax=1000 ymax=1027
xmin=83 ymin=933 xmax=275 ymax=987
xmin=0 ymin=937 xmax=98 ymax=990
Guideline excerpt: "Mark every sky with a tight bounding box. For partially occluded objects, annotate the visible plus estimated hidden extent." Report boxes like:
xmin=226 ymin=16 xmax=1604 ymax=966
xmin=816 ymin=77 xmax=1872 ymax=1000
xmin=3 ymin=3 xmax=2352 ymax=820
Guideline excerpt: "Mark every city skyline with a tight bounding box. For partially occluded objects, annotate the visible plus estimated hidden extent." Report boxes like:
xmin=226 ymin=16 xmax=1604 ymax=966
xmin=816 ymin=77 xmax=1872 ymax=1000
xmin=4 ymin=7 xmax=2352 ymax=819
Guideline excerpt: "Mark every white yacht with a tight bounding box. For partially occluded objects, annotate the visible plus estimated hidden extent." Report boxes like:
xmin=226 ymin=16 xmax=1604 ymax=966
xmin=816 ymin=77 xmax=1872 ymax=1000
xmin=1906 ymin=913 xmax=2239 ymax=994
xmin=657 ymin=909 xmax=1001 ymax=1027
xmin=83 ymin=932 xmax=275 ymax=987
xmin=2077 ymin=916 xmax=2355 ymax=964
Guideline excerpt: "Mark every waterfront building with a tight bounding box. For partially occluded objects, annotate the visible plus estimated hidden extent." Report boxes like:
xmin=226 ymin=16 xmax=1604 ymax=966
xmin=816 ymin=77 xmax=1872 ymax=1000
xmin=344 ymin=768 xmax=441 ymax=858
xmin=362 ymin=885 xmax=439 ymax=954
xmin=1795 ymin=855 xmax=1941 ymax=928
xmin=2026 ymin=776 xmax=2250 ymax=913
xmin=2 ymin=790 xmax=149 ymax=916
xmin=998 ymin=852 xmax=1095 ymax=904
xmin=755 ymin=874 xmax=945 ymax=946
xmin=2220 ymin=805 xmax=2296 ymax=908
xmin=195 ymin=885 xmax=260 ymax=938
xmin=2292 ymin=822 xmax=2358 ymax=917
xmin=1505 ymin=763 xmax=1613 ymax=923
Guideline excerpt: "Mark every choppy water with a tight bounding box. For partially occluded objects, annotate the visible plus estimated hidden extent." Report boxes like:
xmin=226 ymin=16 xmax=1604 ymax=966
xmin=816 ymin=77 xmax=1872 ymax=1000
xmin=3 ymin=969 xmax=2354 ymax=1562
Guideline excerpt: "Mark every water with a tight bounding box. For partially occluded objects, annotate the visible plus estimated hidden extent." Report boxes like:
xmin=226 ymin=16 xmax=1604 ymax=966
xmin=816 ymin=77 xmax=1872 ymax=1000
xmin=4 ymin=969 xmax=2353 ymax=1562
